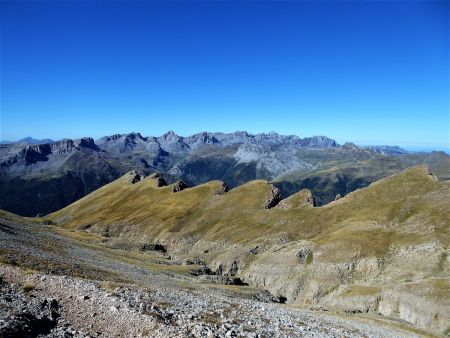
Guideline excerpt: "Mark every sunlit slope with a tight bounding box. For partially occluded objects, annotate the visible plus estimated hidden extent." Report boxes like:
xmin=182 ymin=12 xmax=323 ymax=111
xmin=50 ymin=166 xmax=449 ymax=247
xmin=25 ymin=166 xmax=450 ymax=334
xmin=273 ymin=153 xmax=450 ymax=205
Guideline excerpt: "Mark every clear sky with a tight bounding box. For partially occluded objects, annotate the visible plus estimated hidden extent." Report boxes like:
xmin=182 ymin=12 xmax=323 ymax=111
xmin=1 ymin=0 xmax=449 ymax=150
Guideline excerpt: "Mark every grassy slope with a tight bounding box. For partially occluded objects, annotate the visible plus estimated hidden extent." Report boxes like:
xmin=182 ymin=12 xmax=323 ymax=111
xmin=49 ymin=166 xmax=450 ymax=258
xmin=5 ymin=166 xmax=450 ymax=334
xmin=272 ymin=153 xmax=450 ymax=205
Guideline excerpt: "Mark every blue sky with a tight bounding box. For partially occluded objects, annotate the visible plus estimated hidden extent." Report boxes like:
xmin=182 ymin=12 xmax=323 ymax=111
xmin=1 ymin=0 xmax=449 ymax=150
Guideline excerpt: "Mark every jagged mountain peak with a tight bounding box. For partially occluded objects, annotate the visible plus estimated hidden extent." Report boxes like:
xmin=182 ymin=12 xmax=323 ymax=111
xmin=160 ymin=130 xmax=180 ymax=139
xmin=300 ymin=135 xmax=340 ymax=148
xmin=1 ymin=130 xmax=448 ymax=218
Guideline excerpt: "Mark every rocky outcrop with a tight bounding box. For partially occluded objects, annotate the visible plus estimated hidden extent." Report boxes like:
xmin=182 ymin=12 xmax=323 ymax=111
xmin=139 ymin=242 xmax=167 ymax=253
xmin=76 ymin=137 xmax=99 ymax=150
xmin=214 ymin=182 xmax=229 ymax=195
xmin=148 ymin=173 xmax=167 ymax=187
xmin=297 ymin=248 xmax=313 ymax=264
xmin=276 ymin=189 xmax=316 ymax=209
xmin=425 ymin=167 xmax=439 ymax=181
xmin=264 ymin=185 xmax=282 ymax=209
xmin=189 ymin=261 xmax=247 ymax=286
xmin=172 ymin=181 xmax=188 ymax=192
xmin=127 ymin=170 xmax=144 ymax=184
xmin=307 ymin=195 xmax=316 ymax=207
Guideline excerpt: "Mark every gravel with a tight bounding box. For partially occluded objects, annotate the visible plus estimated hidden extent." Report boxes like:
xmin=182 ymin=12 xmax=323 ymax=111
xmin=0 ymin=265 xmax=419 ymax=338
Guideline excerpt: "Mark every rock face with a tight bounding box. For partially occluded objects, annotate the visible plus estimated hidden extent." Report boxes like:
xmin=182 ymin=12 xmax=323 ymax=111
xmin=264 ymin=185 xmax=282 ymax=209
xmin=299 ymin=136 xmax=339 ymax=148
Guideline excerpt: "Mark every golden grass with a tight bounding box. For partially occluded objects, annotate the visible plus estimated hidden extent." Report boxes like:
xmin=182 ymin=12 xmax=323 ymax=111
xmin=45 ymin=166 xmax=449 ymax=259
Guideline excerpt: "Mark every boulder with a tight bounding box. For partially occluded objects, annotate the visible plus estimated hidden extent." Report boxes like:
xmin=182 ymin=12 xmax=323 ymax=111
xmin=173 ymin=181 xmax=188 ymax=192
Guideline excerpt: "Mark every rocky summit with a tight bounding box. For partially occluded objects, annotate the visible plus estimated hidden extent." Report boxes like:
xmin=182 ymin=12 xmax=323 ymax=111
xmin=1 ymin=131 xmax=449 ymax=216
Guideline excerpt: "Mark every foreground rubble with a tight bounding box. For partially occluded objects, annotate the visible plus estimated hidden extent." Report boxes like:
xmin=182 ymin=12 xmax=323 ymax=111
xmin=0 ymin=265 xmax=420 ymax=338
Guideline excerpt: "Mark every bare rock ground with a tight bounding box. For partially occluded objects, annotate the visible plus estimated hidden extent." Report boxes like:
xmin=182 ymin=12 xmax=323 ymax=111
xmin=0 ymin=265 xmax=421 ymax=338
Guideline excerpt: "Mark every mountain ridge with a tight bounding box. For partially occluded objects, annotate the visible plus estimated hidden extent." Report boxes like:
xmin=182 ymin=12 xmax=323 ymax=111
xmin=44 ymin=165 xmax=450 ymax=335
xmin=1 ymin=131 xmax=449 ymax=217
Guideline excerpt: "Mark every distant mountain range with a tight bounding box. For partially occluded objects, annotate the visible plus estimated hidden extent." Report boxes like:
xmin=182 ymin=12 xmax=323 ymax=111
xmin=0 ymin=137 xmax=54 ymax=145
xmin=1 ymin=131 xmax=449 ymax=216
